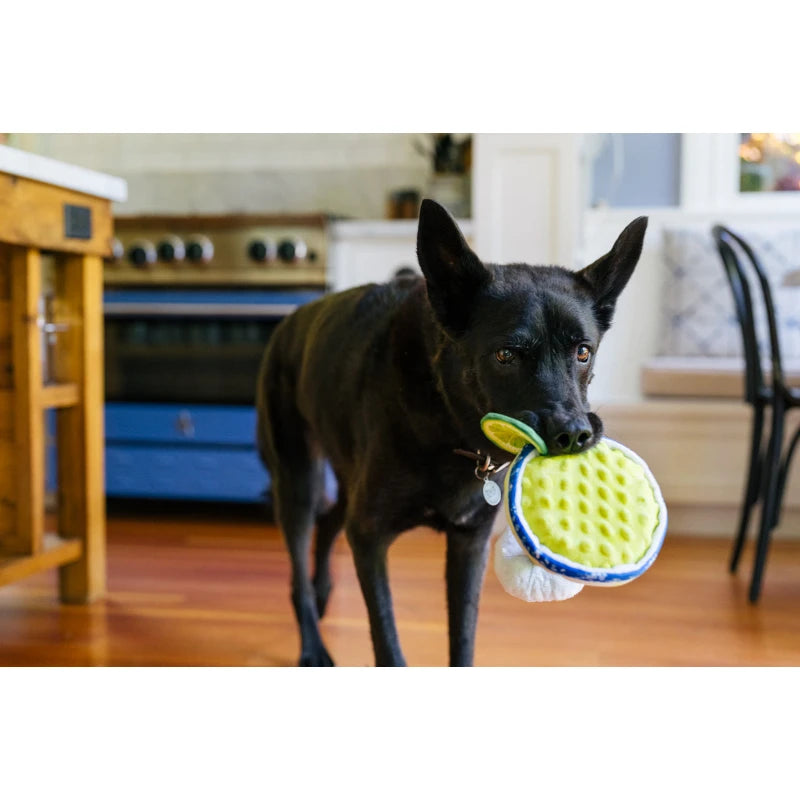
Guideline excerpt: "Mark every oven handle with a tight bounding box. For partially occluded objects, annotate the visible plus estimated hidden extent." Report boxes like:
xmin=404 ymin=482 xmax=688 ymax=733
xmin=103 ymin=302 xmax=302 ymax=318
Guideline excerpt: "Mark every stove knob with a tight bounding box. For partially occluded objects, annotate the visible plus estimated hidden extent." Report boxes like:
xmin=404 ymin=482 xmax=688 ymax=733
xmin=277 ymin=239 xmax=308 ymax=263
xmin=248 ymin=239 xmax=276 ymax=263
xmin=157 ymin=236 xmax=186 ymax=264
xmin=105 ymin=238 xmax=124 ymax=266
xmin=186 ymin=235 xmax=214 ymax=264
xmin=128 ymin=240 xmax=157 ymax=268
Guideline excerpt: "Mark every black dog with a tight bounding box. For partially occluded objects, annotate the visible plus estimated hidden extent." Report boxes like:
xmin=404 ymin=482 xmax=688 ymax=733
xmin=257 ymin=200 xmax=647 ymax=666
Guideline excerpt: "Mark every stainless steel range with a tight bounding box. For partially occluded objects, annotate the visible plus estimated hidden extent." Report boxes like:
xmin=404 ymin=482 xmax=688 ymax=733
xmin=107 ymin=213 xmax=329 ymax=287
xmin=102 ymin=214 xmax=329 ymax=502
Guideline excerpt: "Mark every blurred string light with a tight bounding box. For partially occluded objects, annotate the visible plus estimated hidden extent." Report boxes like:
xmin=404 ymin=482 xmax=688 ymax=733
xmin=740 ymin=133 xmax=800 ymax=191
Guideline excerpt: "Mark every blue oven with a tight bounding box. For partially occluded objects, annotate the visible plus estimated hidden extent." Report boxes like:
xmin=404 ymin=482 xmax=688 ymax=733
xmin=103 ymin=287 xmax=323 ymax=502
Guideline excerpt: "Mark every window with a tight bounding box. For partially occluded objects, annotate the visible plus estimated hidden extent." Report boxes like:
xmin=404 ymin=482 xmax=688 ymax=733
xmin=681 ymin=134 xmax=800 ymax=212
xmin=740 ymin=133 xmax=800 ymax=193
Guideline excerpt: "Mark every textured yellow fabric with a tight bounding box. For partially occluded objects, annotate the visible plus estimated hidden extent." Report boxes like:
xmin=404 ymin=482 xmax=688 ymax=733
xmin=518 ymin=441 xmax=660 ymax=569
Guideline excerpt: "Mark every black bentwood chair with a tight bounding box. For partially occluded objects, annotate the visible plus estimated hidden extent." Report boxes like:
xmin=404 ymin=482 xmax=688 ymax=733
xmin=712 ymin=225 xmax=800 ymax=603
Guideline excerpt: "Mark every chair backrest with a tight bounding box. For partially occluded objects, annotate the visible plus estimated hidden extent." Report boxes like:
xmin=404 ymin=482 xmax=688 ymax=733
xmin=712 ymin=225 xmax=785 ymax=402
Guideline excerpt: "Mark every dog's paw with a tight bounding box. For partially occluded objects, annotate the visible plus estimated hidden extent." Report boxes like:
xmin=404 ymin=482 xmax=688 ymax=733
xmin=299 ymin=647 xmax=335 ymax=667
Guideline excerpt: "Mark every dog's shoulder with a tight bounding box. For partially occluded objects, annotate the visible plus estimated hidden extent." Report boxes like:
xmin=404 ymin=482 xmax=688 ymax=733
xmin=351 ymin=273 xmax=426 ymax=319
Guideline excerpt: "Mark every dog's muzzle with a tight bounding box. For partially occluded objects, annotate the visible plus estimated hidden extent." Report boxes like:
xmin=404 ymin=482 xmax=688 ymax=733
xmin=514 ymin=409 xmax=600 ymax=455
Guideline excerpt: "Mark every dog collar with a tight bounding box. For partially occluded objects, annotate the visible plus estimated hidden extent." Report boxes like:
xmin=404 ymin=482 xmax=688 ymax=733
xmin=452 ymin=448 xmax=510 ymax=479
xmin=452 ymin=448 xmax=511 ymax=506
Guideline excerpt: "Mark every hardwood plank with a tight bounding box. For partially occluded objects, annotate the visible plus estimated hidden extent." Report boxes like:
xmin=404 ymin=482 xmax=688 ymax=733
xmin=41 ymin=382 xmax=79 ymax=409
xmin=1 ymin=511 xmax=799 ymax=666
xmin=0 ymin=440 xmax=14 ymax=540
xmin=5 ymin=247 xmax=44 ymax=557
xmin=0 ymin=532 xmax=82 ymax=588
xmin=0 ymin=305 xmax=11 ymax=390
xmin=0 ymin=242 xmax=11 ymax=298
xmin=0 ymin=271 xmax=10 ymax=542
xmin=0 ymin=173 xmax=113 ymax=257
xmin=0 ymin=383 xmax=78 ymax=420
xmin=642 ymin=359 xmax=800 ymax=399
xmin=54 ymin=254 xmax=106 ymax=602
xmin=0 ymin=386 xmax=11 ymax=440
xmin=643 ymin=362 xmax=745 ymax=398
xmin=0 ymin=243 xmax=12 ymax=390
xmin=0 ymin=284 xmax=9 ymax=552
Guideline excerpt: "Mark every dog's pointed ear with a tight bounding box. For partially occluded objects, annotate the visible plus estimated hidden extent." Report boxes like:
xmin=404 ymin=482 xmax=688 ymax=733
xmin=577 ymin=216 xmax=648 ymax=331
xmin=417 ymin=198 xmax=490 ymax=335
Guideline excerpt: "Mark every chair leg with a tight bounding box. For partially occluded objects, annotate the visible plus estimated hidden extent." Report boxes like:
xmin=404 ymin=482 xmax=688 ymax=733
xmin=730 ymin=404 xmax=766 ymax=573
xmin=770 ymin=422 xmax=800 ymax=530
xmin=749 ymin=401 xmax=784 ymax=603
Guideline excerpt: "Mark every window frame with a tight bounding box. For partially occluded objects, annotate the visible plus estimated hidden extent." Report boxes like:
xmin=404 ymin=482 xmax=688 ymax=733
xmin=681 ymin=133 xmax=800 ymax=213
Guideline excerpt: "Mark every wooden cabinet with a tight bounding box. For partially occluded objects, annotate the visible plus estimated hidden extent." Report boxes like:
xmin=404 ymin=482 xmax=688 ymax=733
xmin=0 ymin=146 xmax=126 ymax=601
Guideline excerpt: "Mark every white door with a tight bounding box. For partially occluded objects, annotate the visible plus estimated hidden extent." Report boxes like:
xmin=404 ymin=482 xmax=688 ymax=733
xmin=472 ymin=134 xmax=581 ymax=269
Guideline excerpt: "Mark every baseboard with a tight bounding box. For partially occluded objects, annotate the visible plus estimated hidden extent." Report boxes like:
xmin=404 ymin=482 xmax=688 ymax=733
xmin=664 ymin=503 xmax=800 ymax=539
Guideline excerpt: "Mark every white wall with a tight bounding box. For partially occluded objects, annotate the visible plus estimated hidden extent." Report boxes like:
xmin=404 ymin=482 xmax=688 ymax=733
xmin=579 ymin=208 xmax=667 ymax=406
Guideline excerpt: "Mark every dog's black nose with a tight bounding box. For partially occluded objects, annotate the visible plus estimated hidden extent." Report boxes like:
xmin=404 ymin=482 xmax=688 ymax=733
xmin=546 ymin=417 xmax=594 ymax=455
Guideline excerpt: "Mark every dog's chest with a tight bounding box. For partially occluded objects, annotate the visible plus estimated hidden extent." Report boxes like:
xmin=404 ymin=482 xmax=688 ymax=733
xmin=427 ymin=468 xmax=501 ymax=529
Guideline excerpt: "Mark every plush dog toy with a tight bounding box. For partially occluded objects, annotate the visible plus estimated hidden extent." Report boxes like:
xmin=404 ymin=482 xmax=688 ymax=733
xmin=481 ymin=413 xmax=668 ymax=603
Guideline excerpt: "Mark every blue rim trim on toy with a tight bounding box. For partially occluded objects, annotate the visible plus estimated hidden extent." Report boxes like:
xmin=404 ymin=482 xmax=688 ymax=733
xmin=504 ymin=439 xmax=668 ymax=586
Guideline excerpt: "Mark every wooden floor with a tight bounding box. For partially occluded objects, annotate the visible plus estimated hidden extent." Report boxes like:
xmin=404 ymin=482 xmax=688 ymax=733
xmin=1 ymin=504 xmax=800 ymax=666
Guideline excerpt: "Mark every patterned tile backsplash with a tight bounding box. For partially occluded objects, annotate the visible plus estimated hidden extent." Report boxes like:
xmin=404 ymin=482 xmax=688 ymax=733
xmin=12 ymin=133 xmax=434 ymax=220
xmin=113 ymin=167 xmax=431 ymax=218
xmin=660 ymin=227 xmax=800 ymax=359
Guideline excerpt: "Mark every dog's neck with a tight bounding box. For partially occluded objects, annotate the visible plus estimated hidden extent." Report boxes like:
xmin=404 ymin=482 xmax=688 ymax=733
xmin=391 ymin=287 xmax=506 ymax=463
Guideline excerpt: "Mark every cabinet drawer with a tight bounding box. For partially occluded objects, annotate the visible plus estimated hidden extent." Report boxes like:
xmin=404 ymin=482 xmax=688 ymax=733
xmin=105 ymin=402 xmax=257 ymax=446
xmin=106 ymin=444 xmax=269 ymax=502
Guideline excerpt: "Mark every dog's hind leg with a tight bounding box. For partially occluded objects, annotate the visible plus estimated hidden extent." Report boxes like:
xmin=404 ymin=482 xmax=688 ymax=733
xmin=256 ymin=346 xmax=333 ymax=667
xmin=272 ymin=463 xmax=334 ymax=667
xmin=313 ymin=492 xmax=346 ymax=619
xmin=259 ymin=356 xmax=334 ymax=666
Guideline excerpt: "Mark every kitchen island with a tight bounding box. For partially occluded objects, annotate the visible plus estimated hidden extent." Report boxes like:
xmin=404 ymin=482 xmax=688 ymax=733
xmin=0 ymin=145 xmax=126 ymax=601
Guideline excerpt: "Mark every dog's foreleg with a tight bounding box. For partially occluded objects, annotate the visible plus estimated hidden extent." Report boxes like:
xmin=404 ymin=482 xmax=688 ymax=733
xmin=347 ymin=525 xmax=406 ymax=666
xmin=446 ymin=523 xmax=493 ymax=667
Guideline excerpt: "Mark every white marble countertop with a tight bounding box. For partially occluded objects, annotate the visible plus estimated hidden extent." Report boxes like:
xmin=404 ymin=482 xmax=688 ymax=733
xmin=0 ymin=144 xmax=127 ymax=203
xmin=330 ymin=218 xmax=472 ymax=240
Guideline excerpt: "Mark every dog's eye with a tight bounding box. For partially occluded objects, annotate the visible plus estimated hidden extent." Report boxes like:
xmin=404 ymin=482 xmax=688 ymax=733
xmin=576 ymin=344 xmax=592 ymax=363
xmin=495 ymin=348 xmax=516 ymax=365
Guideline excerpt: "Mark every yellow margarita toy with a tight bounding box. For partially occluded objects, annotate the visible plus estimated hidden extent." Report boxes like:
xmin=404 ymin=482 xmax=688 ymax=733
xmin=481 ymin=413 xmax=667 ymax=603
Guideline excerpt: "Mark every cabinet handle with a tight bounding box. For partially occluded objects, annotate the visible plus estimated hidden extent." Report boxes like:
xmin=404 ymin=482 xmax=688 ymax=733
xmin=175 ymin=411 xmax=195 ymax=438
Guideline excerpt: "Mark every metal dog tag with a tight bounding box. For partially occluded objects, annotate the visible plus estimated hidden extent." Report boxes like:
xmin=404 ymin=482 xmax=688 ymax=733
xmin=483 ymin=479 xmax=501 ymax=506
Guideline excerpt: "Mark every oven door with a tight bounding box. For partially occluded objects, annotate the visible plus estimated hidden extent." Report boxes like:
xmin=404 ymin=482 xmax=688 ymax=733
xmin=104 ymin=288 xmax=321 ymax=404
xmin=103 ymin=287 xmax=323 ymax=502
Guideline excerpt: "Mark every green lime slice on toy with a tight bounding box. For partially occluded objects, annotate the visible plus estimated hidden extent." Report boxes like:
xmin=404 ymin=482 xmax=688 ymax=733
xmin=480 ymin=412 xmax=548 ymax=455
